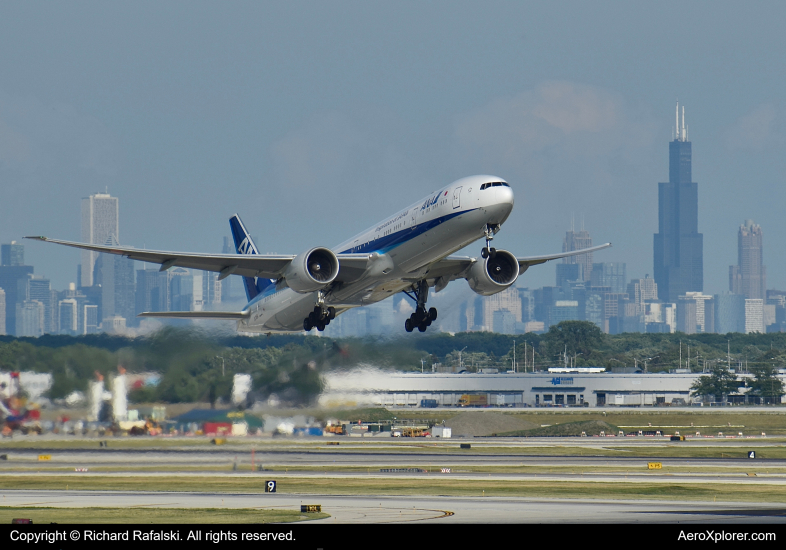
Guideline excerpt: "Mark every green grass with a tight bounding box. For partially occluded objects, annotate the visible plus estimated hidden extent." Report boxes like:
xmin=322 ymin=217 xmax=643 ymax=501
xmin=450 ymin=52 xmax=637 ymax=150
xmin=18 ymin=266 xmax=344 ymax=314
xmin=314 ymin=407 xmax=395 ymax=422
xmin=2 ymin=475 xmax=785 ymax=504
xmin=389 ymin=410 xmax=786 ymax=435
xmin=0 ymin=506 xmax=328 ymax=523
xmin=499 ymin=420 xmax=621 ymax=437
xmin=4 ymin=440 xmax=786 ymax=459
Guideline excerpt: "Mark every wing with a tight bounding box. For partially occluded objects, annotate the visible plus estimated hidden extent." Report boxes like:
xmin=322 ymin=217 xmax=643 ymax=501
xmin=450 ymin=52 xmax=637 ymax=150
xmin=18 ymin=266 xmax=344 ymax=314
xmin=424 ymin=243 xmax=612 ymax=291
xmin=517 ymin=242 xmax=612 ymax=270
xmin=25 ymin=236 xmax=371 ymax=282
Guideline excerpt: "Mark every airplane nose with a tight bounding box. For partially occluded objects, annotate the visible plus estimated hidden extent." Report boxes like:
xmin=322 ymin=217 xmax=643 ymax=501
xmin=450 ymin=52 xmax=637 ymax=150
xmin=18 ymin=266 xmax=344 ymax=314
xmin=497 ymin=185 xmax=514 ymax=207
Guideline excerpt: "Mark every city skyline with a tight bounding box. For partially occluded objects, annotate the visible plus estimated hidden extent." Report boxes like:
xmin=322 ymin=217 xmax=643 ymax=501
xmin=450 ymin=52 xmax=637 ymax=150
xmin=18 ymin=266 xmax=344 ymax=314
xmin=2 ymin=150 xmax=784 ymax=338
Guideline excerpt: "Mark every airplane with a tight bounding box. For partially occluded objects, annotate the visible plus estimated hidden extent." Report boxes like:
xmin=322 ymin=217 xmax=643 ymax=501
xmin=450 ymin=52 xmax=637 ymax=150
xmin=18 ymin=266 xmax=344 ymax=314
xmin=27 ymin=175 xmax=610 ymax=334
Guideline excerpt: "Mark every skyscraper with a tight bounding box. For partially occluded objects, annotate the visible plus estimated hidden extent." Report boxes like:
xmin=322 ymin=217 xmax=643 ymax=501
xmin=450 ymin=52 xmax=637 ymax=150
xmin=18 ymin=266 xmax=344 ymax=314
xmin=627 ymin=275 xmax=658 ymax=312
xmin=81 ymin=192 xmax=119 ymax=287
xmin=654 ymin=102 xmax=703 ymax=302
xmin=729 ymin=219 xmax=766 ymax=300
xmin=1 ymin=241 xmax=24 ymax=266
xmin=0 ymin=240 xmax=34 ymax=335
xmin=590 ymin=262 xmax=627 ymax=293
xmin=16 ymin=300 xmax=45 ymax=337
xmin=562 ymin=223 xmax=592 ymax=282
xmin=21 ymin=275 xmax=57 ymax=334
xmin=714 ymin=293 xmax=746 ymax=334
xmin=93 ymin=235 xmax=136 ymax=327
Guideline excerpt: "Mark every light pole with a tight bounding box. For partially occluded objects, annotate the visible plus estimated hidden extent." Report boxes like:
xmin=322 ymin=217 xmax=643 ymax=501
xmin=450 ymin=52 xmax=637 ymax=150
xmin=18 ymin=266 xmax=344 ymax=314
xmin=643 ymin=355 xmax=659 ymax=373
xmin=458 ymin=347 xmax=467 ymax=372
xmin=513 ymin=339 xmax=516 ymax=373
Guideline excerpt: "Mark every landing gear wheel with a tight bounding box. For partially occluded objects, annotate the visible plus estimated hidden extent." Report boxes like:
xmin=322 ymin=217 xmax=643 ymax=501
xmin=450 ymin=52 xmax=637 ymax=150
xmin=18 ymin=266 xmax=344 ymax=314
xmin=489 ymin=247 xmax=497 ymax=259
xmin=418 ymin=323 xmax=428 ymax=332
xmin=328 ymin=307 xmax=336 ymax=320
xmin=316 ymin=320 xmax=326 ymax=331
xmin=481 ymin=247 xmax=489 ymax=259
xmin=303 ymin=318 xmax=313 ymax=331
xmin=405 ymin=318 xmax=414 ymax=332
xmin=428 ymin=307 xmax=438 ymax=321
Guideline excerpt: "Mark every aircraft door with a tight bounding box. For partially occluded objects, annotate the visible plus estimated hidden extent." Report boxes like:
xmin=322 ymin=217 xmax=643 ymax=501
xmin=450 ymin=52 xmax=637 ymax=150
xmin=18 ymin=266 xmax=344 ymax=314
xmin=452 ymin=186 xmax=462 ymax=209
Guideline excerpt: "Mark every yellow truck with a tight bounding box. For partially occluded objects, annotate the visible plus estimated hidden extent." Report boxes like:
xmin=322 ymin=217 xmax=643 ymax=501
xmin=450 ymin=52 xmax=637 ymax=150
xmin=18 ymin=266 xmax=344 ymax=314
xmin=457 ymin=394 xmax=487 ymax=407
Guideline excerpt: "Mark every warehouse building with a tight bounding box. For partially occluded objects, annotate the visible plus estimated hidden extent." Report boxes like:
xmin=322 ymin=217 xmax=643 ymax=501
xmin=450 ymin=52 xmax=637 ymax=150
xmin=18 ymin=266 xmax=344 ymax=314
xmin=320 ymin=369 xmax=786 ymax=408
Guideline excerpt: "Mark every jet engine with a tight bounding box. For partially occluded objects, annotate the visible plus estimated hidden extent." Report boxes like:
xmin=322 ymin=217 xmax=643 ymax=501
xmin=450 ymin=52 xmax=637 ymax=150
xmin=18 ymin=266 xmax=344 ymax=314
xmin=466 ymin=250 xmax=519 ymax=296
xmin=283 ymin=247 xmax=339 ymax=293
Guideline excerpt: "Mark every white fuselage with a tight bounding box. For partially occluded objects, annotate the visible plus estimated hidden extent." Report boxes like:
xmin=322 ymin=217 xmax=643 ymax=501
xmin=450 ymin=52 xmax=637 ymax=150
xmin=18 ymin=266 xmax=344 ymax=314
xmin=238 ymin=175 xmax=514 ymax=333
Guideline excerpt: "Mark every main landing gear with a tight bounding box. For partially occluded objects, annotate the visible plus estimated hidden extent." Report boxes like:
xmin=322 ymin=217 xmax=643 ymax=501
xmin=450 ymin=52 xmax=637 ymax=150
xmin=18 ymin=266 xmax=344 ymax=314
xmin=403 ymin=280 xmax=438 ymax=333
xmin=480 ymin=223 xmax=499 ymax=259
xmin=304 ymin=293 xmax=336 ymax=332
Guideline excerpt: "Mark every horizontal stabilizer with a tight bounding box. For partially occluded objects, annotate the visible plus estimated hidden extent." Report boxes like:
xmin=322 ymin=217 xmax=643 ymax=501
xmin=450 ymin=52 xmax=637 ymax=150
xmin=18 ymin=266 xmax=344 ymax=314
xmin=138 ymin=311 xmax=249 ymax=320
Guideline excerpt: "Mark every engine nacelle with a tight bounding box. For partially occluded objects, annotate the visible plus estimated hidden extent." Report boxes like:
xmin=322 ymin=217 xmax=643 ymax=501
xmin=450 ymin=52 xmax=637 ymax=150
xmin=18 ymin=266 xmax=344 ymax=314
xmin=466 ymin=250 xmax=519 ymax=296
xmin=283 ymin=247 xmax=339 ymax=293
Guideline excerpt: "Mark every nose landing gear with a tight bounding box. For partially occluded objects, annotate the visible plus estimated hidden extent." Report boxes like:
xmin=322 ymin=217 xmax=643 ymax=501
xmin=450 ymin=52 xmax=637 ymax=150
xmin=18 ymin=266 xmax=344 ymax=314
xmin=403 ymin=281 xmax=437 ymax=333
xmin=481 ymin=223 xmax=499 ymax=259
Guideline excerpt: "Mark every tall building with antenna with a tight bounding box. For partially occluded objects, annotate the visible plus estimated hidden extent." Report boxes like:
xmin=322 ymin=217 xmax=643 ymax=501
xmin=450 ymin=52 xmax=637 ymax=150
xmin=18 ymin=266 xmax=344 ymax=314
xmin=653 ymin=102 xmax=703 ymax=302
xmin=562 ymin=216 xmax=592 ymax=282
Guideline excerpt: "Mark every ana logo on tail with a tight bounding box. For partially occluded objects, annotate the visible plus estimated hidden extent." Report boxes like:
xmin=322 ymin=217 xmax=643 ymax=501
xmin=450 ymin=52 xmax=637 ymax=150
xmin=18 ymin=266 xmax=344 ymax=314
xmin=238 ymin=236 xmax=257 ymax=255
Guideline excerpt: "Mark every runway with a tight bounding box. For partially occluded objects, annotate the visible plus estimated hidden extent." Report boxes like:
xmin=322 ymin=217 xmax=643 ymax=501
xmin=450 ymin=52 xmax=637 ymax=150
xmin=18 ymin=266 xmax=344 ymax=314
xmin=3 ymin=438 xmax=785 ymax=523
xmin=2 ymin=445 xmax=786 ymax=470
xmin=2 ymin=490 xmax=785 ymax=523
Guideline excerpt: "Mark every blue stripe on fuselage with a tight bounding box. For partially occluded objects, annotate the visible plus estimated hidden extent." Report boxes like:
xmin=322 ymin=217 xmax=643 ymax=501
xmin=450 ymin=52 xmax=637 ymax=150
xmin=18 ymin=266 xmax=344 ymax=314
xmin=246 ymin=279 xmax=279 ymax=308
xmin=338 ymin=208 xmax=476 ymax=255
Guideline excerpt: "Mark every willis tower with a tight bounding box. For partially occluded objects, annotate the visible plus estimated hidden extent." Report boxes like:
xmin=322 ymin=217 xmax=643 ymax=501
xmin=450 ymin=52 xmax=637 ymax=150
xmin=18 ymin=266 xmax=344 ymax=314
xmin=653 ymin=102 xmax=703 ymax=302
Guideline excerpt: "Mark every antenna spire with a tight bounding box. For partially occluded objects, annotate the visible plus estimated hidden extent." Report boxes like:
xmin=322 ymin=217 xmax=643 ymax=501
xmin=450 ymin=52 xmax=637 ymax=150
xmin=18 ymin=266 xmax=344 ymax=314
xmin=682 ymin=105 xmax=688 ymax=141
xmin=675 ymin=100 xmax=679 ymax=141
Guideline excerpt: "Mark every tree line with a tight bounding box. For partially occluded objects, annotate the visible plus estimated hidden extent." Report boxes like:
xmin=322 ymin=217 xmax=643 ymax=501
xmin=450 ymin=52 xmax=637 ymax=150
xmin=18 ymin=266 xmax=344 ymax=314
xmin=1 ymin=322 xmax=785 ymax=404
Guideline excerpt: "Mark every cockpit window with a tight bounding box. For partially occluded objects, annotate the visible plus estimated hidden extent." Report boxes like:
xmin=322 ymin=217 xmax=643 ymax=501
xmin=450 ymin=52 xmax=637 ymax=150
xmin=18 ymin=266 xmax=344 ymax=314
xmin=481 ymin=182 xmax=509 ymax=190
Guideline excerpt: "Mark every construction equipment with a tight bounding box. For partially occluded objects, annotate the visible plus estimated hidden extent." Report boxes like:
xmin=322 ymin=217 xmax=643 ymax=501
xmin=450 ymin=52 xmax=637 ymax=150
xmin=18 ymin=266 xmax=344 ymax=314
xmin=1 ymin=373 xmax=42 ymax=436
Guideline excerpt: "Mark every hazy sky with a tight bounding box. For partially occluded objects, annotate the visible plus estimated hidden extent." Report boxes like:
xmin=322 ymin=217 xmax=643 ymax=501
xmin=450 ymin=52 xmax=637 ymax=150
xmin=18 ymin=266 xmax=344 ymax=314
xmin=2 ymin=1 xmax=785 ymax=295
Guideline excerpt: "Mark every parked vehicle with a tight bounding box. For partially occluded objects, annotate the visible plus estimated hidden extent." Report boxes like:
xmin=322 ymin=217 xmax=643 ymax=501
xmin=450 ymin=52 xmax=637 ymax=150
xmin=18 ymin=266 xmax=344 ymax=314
xmin=457 ymin=394 xmax=487 ymax=407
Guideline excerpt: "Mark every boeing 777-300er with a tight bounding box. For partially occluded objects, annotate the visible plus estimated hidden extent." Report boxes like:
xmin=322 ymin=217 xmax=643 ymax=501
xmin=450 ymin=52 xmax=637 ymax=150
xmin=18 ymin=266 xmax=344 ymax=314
xmin=28 ymin=175 xmax=610 ymax=334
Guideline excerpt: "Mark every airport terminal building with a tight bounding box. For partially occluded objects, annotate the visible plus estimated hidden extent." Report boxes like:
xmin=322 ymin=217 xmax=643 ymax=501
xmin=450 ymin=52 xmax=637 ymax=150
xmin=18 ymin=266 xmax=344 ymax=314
xmin=321 ymin=369 xmax=786 ymax=408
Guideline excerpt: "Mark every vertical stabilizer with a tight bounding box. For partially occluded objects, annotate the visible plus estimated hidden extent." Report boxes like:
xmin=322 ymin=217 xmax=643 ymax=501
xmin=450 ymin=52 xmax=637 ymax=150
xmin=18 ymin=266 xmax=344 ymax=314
xmin=229 ymin=214 xmax=274 ymax=301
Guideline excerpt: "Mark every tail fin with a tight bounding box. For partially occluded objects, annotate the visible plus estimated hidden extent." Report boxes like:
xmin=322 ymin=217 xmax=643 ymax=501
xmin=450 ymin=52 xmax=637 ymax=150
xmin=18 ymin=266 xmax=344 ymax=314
xmin=229 ymin=214 xmax=275 ymax=301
